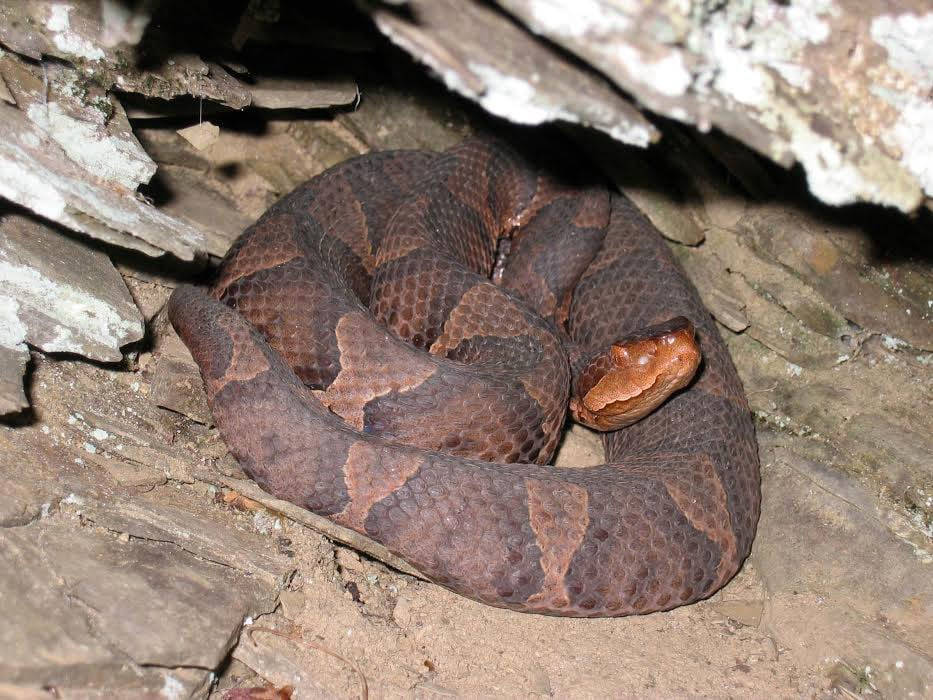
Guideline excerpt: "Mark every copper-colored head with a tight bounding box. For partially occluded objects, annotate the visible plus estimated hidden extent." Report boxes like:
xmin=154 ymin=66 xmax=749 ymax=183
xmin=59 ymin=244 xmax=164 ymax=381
xmin=570 ymin=317 xmax=701 ymax=431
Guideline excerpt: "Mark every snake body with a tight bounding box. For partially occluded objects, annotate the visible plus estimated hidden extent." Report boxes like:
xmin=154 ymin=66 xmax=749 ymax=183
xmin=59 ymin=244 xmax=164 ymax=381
xmin=169 ymin=139 xmax=760 ymax=616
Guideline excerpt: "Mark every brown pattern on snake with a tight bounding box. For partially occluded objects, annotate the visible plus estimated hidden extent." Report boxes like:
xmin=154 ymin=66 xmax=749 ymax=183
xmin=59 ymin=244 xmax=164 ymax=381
xmin=662 ymin=455 xmax=737 ymax=586
xmin=524 ymin=479 xmax=589 ymax=611
xmin=332 ymin=442 xmax=424 ymax=532
xmin=319 ymin=176 xmax=373 ymax=271
xmin=321 ymin=312 xmax=436 ymax=429
xmin=211 ymin=213 xmax=303 ymax=294
xmin=168 ymin=138 xmax=760 ymax=617
xmin=430 ymin=283 xmax=527 ymax=355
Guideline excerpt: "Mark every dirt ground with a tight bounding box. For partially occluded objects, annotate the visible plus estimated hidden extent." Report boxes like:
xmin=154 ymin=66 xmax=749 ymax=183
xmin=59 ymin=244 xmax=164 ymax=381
xmin=2 ymin=70 xmax=931 ymax=699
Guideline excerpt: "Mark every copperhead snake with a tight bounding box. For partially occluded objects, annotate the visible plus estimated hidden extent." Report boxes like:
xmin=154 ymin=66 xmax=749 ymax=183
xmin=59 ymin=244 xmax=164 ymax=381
xmin=169 ymin=138 xmax=760 ymax=617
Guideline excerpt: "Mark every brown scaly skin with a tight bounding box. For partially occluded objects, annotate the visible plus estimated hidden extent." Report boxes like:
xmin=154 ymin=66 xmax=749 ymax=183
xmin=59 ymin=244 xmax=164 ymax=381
xmin=168 ymin=139 xmax=760 ymax=616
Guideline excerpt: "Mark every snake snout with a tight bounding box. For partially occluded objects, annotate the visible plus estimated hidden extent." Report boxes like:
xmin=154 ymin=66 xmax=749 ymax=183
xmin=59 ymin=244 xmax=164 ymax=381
xmin=569 ymin=317 xmax=701 ymax=431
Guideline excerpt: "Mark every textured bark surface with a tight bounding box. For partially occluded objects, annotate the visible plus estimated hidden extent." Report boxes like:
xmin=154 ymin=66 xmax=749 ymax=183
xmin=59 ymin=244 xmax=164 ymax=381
xmin=366 ymin=0 xmax=933 ymax=212
xmin=0 ymin=212 xmax=144 ymax=414
xmin=367 ymin=0 xmax=658 ymax=147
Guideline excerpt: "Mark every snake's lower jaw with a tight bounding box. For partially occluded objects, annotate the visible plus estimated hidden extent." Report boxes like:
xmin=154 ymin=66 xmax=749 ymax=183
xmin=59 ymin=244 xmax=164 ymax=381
xmin=570 ymin=319 xmax=702 ymax=431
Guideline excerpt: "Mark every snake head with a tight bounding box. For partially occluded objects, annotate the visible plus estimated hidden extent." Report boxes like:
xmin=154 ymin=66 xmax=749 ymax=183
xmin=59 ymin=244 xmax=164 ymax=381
xmin=569 ymin=317 xmax=701 ymax=431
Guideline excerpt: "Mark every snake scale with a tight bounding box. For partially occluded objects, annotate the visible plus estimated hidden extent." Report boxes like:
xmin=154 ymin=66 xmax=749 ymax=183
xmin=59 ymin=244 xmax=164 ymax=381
xmin=169 ymin=138 xmax=760 ymax=617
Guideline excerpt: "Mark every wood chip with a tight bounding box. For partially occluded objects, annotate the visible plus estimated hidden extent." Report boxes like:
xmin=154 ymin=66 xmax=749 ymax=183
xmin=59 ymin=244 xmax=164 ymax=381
xmin=249 ymin=76 xmax=359 ymax=110
xmin=0 ymin=73 xmax=14 ymax=105
xmin=177 ymin=121 xmax=220 ymax=150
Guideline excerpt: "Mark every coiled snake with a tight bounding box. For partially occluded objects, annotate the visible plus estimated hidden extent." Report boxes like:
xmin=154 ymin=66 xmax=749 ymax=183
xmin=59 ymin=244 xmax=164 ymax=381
xmin=169 ymin=138 xmax=760 ymax=617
